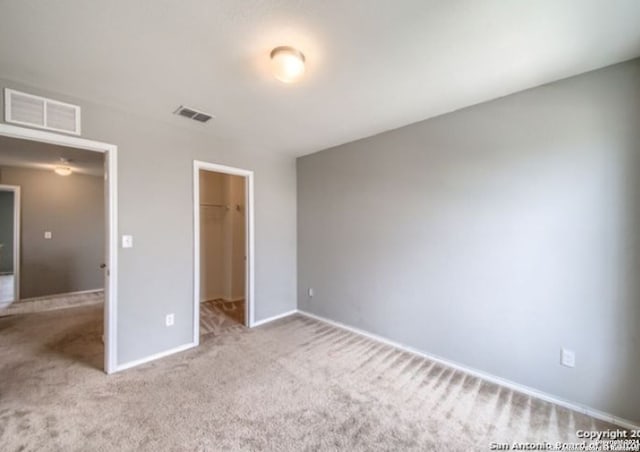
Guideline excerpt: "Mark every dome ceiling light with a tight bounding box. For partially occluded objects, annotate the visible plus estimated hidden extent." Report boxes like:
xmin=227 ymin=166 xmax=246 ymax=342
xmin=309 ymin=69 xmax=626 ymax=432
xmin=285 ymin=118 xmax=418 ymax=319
xmin=270 ymin=46 xmax=306 ymax=83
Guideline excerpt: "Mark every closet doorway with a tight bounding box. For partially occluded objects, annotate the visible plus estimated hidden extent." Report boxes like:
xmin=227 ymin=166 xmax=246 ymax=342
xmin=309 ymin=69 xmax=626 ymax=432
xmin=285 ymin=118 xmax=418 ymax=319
xmin=193 ymin=161 xmax=254 ymax=343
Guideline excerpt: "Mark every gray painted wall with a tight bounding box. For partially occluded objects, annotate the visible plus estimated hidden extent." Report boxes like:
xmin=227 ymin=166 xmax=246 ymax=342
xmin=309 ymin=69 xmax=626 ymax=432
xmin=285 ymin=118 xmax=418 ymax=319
xmin=0 ymin=189 xmax=15 ymax=274
xmin=297 ymin=59 xmax=640 ymax=422
xmin=0 ymin=78 xmax=297 ymax=366
xmin=0 ymin=166 xmax=104 ymax=299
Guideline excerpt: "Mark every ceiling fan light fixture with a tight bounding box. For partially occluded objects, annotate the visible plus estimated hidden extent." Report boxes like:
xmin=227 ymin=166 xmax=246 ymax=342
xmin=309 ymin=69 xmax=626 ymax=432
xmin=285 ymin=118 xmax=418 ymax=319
xmin=54 ymin=158 xmax=73 ymax=176
xmin=54 ymin=166 xmax=72 ymax=176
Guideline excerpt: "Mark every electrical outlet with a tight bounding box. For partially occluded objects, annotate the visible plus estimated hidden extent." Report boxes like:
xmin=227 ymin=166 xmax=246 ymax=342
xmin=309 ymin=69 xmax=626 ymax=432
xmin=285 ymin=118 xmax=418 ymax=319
xmin=44 ymin=231 xmax=52 ymax=239
xmin=561 ymin=348 xmax=575 ymax=368
xmin=166 ymin=313 xmax=174 ymax=327
xmin=308 ymin=288 xmax=314 ymax=297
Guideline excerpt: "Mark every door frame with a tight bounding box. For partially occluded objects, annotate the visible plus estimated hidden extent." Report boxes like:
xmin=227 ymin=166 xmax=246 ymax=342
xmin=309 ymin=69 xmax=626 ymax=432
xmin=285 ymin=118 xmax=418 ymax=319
xmin=0 ymin=123 xmax=118 ymax=374
xmin=193 ymin=160 xmax=255 ymax=344
xmin=0 ymin=184 xmax=20 ymax=301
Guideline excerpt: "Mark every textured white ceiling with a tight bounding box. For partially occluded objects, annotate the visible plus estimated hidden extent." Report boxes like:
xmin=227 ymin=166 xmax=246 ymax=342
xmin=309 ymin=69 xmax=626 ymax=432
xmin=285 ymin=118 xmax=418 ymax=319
xmin=0 ymin=136 xmax=104 ymax=176
xmin=0 ymin=0 xmax=639 ymax=156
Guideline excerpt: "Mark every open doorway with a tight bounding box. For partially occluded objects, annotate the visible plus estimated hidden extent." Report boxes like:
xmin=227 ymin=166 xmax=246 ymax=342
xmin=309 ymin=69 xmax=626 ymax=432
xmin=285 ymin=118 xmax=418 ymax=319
xmin=0 ymin=184 xmax=19 ymax=303
xmin=193 ymin=161 xmax=254 ymax=342
xmin=0 ymin=124 xmax=117 ymax=373
xmin=0 ymin=138 xmax=105 ymax=307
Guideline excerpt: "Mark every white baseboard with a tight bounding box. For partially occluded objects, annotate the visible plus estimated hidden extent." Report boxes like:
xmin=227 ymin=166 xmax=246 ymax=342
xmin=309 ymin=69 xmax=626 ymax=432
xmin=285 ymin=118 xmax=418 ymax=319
xmin=251 ymin=309 xmax=298 ymax=327
xmin=20 ymin=288 xmax=104 ymax=302
xmin=297 ymin=310 xmax=639 ymax=430
xmin=114 ymin=342 xmax=197 ymax=373
xmin=115 ymin=307 xmax=294 ymax=372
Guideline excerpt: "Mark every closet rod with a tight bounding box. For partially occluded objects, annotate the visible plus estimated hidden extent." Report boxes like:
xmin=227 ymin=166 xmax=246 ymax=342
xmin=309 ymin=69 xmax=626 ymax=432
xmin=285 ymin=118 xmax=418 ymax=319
xmin=200 ymin=203 xmax=242 ymax=211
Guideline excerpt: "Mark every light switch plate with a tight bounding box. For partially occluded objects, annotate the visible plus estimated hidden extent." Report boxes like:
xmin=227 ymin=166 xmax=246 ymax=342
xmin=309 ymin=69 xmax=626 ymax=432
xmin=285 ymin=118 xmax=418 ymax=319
xmin=561 ymin=348 xmax=575 ymax=368
xmin=122 ymin=235 xmax=133 ymax=248
xmin=44 ymin=231 xmax=52 ymax=239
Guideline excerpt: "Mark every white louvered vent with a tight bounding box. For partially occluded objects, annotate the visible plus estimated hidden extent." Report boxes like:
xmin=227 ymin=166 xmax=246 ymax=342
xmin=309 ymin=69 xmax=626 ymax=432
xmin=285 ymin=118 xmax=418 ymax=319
xmin=4 ymin=88 xmax=81 ymax=135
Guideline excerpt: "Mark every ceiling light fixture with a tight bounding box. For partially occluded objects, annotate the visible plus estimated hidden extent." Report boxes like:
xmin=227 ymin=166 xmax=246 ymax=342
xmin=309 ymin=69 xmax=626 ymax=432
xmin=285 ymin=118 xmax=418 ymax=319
xmin=270 ymin=46 xmax=306 ymax=83
xmin=54 ymin=158 xmax=73 ymax=176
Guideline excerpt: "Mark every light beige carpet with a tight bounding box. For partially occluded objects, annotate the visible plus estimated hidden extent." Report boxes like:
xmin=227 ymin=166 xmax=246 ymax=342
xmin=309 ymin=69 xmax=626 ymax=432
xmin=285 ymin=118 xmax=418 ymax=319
xmin=0 ymin=304 xmax=616 ymax=451
xmin=200 ymin=299 xmax=245 ymax=336
xmin=0 ymin=290 xmax=103 ymax=317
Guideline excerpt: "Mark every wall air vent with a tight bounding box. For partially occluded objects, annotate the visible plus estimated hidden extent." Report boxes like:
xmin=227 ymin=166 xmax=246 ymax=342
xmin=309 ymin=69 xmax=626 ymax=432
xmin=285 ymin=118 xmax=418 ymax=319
xmin=174 ymin=105 xmax=214 ymax=123
xmin=4 ymin=88 xmax=81 ymax=135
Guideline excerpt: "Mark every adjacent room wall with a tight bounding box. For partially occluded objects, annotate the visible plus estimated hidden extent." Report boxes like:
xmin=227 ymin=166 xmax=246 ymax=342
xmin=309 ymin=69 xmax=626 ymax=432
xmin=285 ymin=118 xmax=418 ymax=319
xmin=0 ymin=189 xmax=15 ymax=274
xmin=199 ymin=170 xmax=225 ymax=301
xmin=297 ymin=59 xmax=640 ymax=422
xmin=0 ymin=166 xmax=104 ymax=299
xmin=0 ymin=77 xmax=298 ymax=366
xmin=227 ymin=174 xmax=246 ymax=301
xmin=199 ymin=170 xmax=245 ymax=302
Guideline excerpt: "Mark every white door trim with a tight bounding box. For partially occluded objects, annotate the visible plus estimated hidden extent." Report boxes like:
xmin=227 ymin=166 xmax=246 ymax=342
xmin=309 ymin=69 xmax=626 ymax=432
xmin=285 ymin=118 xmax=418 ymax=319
xmin=0 ymin=123 xmax=118 ymax=374
xmin=0 ymin=184 xmax=20 ymax=301
xmin=193 ymin=160 xmax=255 ymax=345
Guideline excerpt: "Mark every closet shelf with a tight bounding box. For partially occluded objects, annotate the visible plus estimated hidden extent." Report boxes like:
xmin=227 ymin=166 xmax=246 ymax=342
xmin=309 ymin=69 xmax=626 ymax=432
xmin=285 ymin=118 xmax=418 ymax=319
xmin=200 ymin=203 xmax=243 ymax=211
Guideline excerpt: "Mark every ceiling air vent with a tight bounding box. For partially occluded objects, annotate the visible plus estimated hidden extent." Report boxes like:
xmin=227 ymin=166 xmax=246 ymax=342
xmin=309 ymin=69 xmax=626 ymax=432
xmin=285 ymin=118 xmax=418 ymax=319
xmin=4 ymin=88 xmax=81 ymax=135
xmin=174 ymin=105 xmax=213 ymax=123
